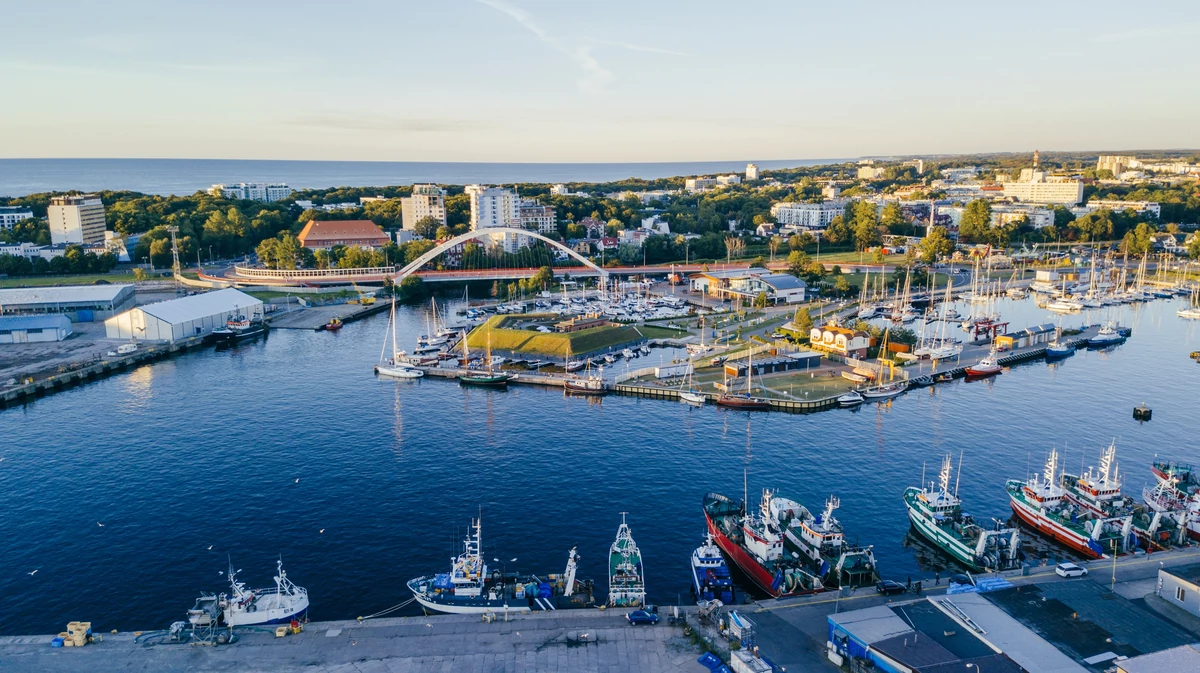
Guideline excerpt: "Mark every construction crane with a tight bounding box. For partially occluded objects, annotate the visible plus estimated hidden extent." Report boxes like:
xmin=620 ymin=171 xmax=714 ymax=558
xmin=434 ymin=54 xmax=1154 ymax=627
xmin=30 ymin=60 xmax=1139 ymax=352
xmin=349 ymin=281 xmax=376 ymax=306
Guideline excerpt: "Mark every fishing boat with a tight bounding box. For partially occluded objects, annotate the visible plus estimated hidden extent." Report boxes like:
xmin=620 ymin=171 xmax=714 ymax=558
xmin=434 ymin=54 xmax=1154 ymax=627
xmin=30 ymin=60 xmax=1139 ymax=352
xmin=189 ymin=559 xmax=309 ymax=627
xmin=964 ymin=351 xmax=1002 ymax=378
xmin=564 ymin=354 xmax=606 ymax=394
xmin=1142 ymin=466 xmax=1200 ymax=542
xmin=608 ymin=514 xmax=645 ymax=608
xmin=781 ymin=495 xmax=878 ymax=589
xmin=407 ymin=516 xmax=596 ymax=614
xmin=702 ymin=490 xmax=823 ymax=597
xmin=212 ymin=310 xmax=267 ymax=342
xmin=1005 ymin=449 xmax=1127 ymax=559
xmin=1087 ymin=322 xmax=1125 ymax=348
xmin=691 ymin=533 xmax=735 ymax=604
xmin=375 ymin=297 xmax=425 ymax=379
xmin=904 ymin=455 xmax=1022 ymax=572
xmin=1044 ymin=326 xmax=1074 ymax=359
xmin=716 ymin=348 xmax=770 ymax=410
xmin=323 ymin=316 xmax=343 ymax=331
xmin=837 ymin=391 xmax=864 ymax=407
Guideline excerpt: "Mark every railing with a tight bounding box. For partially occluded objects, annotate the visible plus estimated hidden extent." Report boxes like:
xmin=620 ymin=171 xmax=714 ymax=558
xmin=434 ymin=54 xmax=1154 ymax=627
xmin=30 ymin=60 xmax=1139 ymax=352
xmin=231 ymin=265 xmax=396 ymax=279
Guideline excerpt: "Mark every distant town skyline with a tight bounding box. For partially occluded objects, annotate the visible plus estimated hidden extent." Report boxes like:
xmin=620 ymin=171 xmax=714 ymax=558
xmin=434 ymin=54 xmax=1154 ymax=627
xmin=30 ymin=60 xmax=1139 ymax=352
xmin=3 ymin=1 xmax=1200 ymax=162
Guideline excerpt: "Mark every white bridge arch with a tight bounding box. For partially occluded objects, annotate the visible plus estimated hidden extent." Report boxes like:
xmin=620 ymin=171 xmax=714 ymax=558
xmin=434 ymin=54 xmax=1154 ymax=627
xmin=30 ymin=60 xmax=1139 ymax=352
xmin=394 ymin=227 xmax=609 ymax=283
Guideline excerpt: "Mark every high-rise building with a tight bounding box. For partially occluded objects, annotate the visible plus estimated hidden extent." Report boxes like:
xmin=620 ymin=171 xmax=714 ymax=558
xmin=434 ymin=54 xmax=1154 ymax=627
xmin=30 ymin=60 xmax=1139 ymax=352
xmin=208 ymin=183 xmax=293 ymax=202
xmin=465 ymin=185 xmax=523 ymax=253
xmin=745 ymin=163 xmax=760 ymax=180
xmin=0 ymin=206 xmax=34 ymax=231
xmin=1096 ymin=155 xmax=1136 ymax=176
xmin=517 ymin=199 xmax=557 ymax=234
xmin=1001 ymin=173 xmax=1084 ymax=205
xmin=47 ymin=194 xmax=107 ymax=245
xmin=770 ymin=200 xmax=847 ymax=230
xmin=401 ymin=184 xmax=447 ymax=232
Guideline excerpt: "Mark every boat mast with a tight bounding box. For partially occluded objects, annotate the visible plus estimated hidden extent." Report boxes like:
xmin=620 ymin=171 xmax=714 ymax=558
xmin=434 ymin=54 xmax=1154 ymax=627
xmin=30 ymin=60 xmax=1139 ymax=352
xmin=954 ymin=449 xmax=963 ymax=497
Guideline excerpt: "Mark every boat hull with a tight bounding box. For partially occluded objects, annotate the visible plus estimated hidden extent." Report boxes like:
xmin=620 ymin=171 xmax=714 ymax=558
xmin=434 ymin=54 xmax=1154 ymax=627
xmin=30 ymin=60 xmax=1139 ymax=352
xmin=715 ymin=396 xmax=770 ymax=410
xmin=563 ymin=381 xmax=606 ymax=395
xmin=1008 ymin=495 xmax=1104 ymax=559
xmin=459 ymin=375 xmax=508 ymax=387
xmin=224 ymin=600 xmax=308 ymax=626
xmin=375 ymin=365 xmax=423 ymax=379
xmin=964 ymin=366 xmax=1000 ymax=378
xmin=702 ymin=506 xmax=819 ymax=599
xmin=904 ymin=500 xmax=984 ymax=572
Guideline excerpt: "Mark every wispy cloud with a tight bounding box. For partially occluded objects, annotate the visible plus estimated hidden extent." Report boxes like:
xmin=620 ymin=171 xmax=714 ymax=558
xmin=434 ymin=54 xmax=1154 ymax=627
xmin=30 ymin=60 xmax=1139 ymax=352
xmin=289 ymin=113 xmax=486 ymax=134
xmin=475 ymin=0 xmax=685 ymax=94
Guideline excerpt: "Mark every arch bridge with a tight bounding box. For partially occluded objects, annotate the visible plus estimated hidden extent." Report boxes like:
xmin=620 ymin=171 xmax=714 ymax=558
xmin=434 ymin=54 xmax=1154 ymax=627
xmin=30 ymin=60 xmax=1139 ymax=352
xmin=393 ymin=228 xmax=609 ymax=284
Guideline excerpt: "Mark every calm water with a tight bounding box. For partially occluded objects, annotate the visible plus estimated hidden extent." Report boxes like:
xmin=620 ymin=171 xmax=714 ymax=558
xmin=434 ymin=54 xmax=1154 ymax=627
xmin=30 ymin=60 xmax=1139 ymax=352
xmin=2 ymin=296 xmax=1199 ymax=635
xmin=0 ymin=158 xmax=841 ymax=197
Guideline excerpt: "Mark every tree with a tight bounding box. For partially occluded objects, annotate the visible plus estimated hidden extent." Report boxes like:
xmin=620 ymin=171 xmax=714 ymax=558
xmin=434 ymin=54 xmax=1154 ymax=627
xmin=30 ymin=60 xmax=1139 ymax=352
xmin=1076 ymin=210 xmax=1115 ymax=242
xmin=825 ymin=215 xmax=851 ymax=245
xmin=880 ymin=202 xmax=906 ymax=234
xmin=958 ymin=200 xmax=992 ymax=243
xmin=412 ymin=216 xmax=441 ymax=240
xmin=1121 ymin=222 xmax=1155 ymax=256
xmin=531 ymin=265 xmax=554 ymax=290
xmin=805 ymin=260 xmax=826 ymax=283
xmin=834 ymin=275 xmax=851 ymax=295
xmin=852 ymin=200 xmax=881 ymax=251
xmin=786 ymin=250 xmax=810 ymax=277
xmin=753 ymin=291 xmax=769 ymax=308
xmin=768 ymin=235 xmax=783 ymax=262
xmin=1188 ymin=234 xmax=1200 ymax=259
xmin=791 ymin=307 xmax=814 ymax=336
xmin=918 ymin=226 xmax=954 ymax=264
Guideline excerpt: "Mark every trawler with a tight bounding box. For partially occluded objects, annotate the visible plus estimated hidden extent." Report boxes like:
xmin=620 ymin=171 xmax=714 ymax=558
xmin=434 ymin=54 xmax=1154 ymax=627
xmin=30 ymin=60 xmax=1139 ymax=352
xmin=1006 ymin=448 xmax=1129 ymax=559
xmin=904 ymin=455 xmax=1021 ymax=572
xmin=781 ymin=495 xmax=878 ymax=589
xmin=188 ymin=559 xmax=309 ymax=627
xmin=407 ymin=516 xmax=596 ymax=614
xmin=212 ymin=310 xmax=267 ymax=342
xmin=608 ymin=514 xmax=645 ymax=608
xmin=702 ymin=489 xmax=823 ymax=597
xmin=691 ymin=533 xmax=735 ymax=604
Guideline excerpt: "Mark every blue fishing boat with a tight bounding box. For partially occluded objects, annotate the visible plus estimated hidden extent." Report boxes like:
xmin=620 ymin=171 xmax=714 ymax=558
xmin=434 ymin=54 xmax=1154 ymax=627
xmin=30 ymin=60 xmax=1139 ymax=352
xmin=690 ymin=533 xmax=735 ymax=604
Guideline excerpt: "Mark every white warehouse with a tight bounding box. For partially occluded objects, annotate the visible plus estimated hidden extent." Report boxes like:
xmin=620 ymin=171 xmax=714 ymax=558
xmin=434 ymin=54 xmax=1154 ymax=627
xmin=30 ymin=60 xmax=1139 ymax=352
xmin=105 ymin=288 xmax=263 ymax=343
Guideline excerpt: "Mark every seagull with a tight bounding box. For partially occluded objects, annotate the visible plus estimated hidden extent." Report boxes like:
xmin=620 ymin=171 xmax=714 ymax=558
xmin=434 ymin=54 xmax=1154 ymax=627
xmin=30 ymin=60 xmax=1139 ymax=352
xmin=319 ymin=529 xmax=325 ymax=534
xmin=425 ymin=623 xmax=432 ymax=628
xmin=207 ymin=545 xmax=213 ymax=551
xmin=97 ymin=522 xmax=104 ymax=527
xmin=218 ymin=571 xmax=224 ymax=576
xmin=28 ymin=569 xmax=38 ymax=576
xmin=295 ymin=478 xmax=300 ymax=484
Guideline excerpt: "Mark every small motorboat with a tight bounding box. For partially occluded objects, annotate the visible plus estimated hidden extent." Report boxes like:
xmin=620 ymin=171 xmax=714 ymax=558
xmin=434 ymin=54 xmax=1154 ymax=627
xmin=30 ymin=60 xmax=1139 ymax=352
xmin=1087 ymin=323 xmax=1125 ymax=348
xmin=933 ymin=372 xmax=953 ymax=383
xmin=679 ymin=390 xmax=706 ymax=406
xmin=1045 ymin=341 xmax=1074 ymax=359
xmin=965 ymin=351 xmax=1002 ymax=378
xmin=837 ymin=391 xmax=864 ymax=407
xmin=323 ymin=317 xmax=343 ymax=331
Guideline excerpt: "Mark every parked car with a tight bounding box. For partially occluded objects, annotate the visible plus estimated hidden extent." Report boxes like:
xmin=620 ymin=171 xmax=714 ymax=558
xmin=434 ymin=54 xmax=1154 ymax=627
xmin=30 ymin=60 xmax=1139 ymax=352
xmin=770 ymin=332 xmax=786 ymax=339
xmin=1055 ymin=562 xmax=1088 ymax=578
xmin=876 ymin=580 xmax=906 ymax=596
xmin=626 ymin=610 xmax=660 ymax=625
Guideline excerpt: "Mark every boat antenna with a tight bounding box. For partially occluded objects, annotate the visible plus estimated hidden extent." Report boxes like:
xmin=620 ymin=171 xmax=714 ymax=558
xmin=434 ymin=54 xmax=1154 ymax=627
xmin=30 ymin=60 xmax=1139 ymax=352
xmin=921 ymin=460 xmax=926 ymax=492
xmin=743 ymin=467 xmax=749 ymax=516
xmin=954 ymin=449 xmax=963 ymax=497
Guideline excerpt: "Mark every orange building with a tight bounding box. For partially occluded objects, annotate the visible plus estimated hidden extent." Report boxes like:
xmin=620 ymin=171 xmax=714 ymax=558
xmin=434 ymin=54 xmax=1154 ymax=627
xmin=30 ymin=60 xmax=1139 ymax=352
xmin=296 ymin=220 xmax=391 ymax=250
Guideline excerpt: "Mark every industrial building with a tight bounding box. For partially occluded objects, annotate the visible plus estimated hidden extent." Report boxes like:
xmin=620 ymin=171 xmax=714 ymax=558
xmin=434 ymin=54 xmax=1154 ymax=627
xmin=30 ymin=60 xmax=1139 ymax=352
xmin=0 ymin=315 xmax=73 ymax=343
xmin=1157 ymin=563 xmax=1200 ymax=619
xmin=104 ymin=288 xmax=262 ymax=343
xmin=0 ymin=284 xmax=136 ymax=321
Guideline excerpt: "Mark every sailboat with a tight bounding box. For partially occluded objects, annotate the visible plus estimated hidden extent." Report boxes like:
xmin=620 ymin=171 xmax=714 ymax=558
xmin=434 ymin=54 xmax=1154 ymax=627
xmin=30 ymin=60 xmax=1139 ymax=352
xmin=375 ymin=296 xmax=424 ymax=379
xmin=859 ymin=327 xmax=909 ymax=400
xmin=716 ymin=347 xmax=770 ymax=409
xmin=564 ymin=350 xmax=606 ymax=395
xmin=678 ymin=362 xmax=705 ymax=405
xmin=459 ymin=325 xmax=509 ymax=387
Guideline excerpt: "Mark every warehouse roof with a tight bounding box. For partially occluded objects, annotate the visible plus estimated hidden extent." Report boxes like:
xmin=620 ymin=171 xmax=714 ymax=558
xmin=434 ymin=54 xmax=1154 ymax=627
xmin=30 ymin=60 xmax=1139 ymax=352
xmin=0 ymin=315 xmax=71 ymax=330
xmin=0 ymin=284 xmax=134 ymax=306
xmin=758 ymin=274 xmax=806 ymax=290
xmin=1117 ymin=644 xmax=1200 ymax=673
xmin=829 ymin=605 xmax=914 ymax=645
xmin=138 ymin=288 xmax=261 ymax=324
xmin=1161 ymin=563 xmax=1200 ymax=586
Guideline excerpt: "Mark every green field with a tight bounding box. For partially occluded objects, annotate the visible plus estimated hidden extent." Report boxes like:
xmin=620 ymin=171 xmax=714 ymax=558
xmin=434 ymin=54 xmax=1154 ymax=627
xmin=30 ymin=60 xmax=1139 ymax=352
xmin=466 ymin=315 xmax=686 ymax=356
xmin=0 ymin=273 xmax=140 ymax=288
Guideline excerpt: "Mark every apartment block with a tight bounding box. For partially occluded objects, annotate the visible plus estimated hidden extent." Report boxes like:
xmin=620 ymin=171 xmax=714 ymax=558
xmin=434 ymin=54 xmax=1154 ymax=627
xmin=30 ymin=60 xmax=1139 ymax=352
xmin=47 ymin=194 xmax=106 ymax=245
xmin=401 ymin=184 xmax=447 ymax=231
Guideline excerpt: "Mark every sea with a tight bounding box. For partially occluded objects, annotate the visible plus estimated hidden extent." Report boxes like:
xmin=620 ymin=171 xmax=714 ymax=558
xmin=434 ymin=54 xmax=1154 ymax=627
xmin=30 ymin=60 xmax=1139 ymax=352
xmin=1 ymin=295 xmax=1199 ymax=635
xmin=0 ymin=158 xmax=842 ymax=197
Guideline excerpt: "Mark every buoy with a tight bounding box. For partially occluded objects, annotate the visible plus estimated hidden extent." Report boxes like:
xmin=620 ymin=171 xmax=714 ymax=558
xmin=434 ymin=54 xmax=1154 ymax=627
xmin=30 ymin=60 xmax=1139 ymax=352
xmin=1133 ymin=404 xmax=1152 ymax=422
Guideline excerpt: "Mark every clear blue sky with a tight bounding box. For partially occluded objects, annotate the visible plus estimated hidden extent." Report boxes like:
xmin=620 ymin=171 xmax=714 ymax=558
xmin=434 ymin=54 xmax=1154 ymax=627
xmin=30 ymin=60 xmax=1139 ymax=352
xmin=3 ymin=1 xmax=1199 ymax=162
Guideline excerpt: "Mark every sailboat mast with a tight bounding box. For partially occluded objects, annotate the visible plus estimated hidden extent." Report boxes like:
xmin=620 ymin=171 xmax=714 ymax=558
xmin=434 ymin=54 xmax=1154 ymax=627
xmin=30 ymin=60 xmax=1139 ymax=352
xmin=391 ymin=296 xmax=398 ymax=360
xmin=954 ymin=450 xmax=963 ymax=497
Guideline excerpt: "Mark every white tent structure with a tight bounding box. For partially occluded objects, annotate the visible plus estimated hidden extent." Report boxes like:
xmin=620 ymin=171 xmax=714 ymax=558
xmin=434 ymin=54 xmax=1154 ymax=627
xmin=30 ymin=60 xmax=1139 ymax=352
xmin=105 ymin=288 xmax=263 ymax=343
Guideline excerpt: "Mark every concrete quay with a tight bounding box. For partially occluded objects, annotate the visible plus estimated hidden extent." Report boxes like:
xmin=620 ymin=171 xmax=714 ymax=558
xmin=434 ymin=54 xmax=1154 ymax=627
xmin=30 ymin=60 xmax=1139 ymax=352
xmin=0 ymin=609 xmax=702 ymax=673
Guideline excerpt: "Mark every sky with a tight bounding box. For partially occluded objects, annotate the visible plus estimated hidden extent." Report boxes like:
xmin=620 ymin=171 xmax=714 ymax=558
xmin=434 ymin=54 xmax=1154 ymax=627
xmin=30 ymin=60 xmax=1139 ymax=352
xmin=3 ymin=1 xmax=1200 ymax=163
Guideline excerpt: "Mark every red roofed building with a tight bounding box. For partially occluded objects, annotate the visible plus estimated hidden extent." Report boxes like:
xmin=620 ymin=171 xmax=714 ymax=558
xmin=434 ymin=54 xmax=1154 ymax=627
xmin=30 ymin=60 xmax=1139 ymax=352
xmin=297 ymin=220 xmax=391 ymax=250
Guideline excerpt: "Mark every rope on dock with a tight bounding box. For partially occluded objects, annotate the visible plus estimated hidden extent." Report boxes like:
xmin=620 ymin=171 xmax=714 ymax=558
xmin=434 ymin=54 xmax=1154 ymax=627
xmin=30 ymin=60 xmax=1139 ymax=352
xmin=357 ymin=597 xmax=415 ymax=621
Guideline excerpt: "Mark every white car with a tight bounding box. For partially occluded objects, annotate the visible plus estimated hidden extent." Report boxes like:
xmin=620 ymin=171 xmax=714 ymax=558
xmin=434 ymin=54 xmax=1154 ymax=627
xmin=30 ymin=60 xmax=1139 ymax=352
xmin=1055 ymin=562 xmax=1088 ymax=578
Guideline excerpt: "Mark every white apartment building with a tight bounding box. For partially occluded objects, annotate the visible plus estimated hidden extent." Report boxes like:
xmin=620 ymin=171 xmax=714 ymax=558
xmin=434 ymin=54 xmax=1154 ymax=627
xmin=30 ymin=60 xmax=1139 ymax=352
xmin=401 ymin=184 xmax=447 ymax=231
xmin=1075 ymin=200 xmax=1161 ymax=219
xmin=939 ymin=167 xmax=979 ymax=182
xmin=0 ymin=206 xmax=34 ymax=230
xmin=745 ymin=163 xmax=760 ymax=180
xmin=517 ymin=199 xmax=557 ymax=234
xmin=857 ymin=166 xmax=885 ymax=180
xmin=685 ymin=177 xmax=719 ymax=192
xmin=550 ymin=184 xmax=569 ymax=196
xmin=992 ymin=204 xmax=1055 ymax=229
xmin=1001 ymin=172 xmax=1083 ymax=205
xmin=716 ymin=174 xmax=741 ymax=186
xmin=47 ymin=194 xmax=106 ymax=245
xmin=902 ymin=159 xmax=925 ymax=175
xmin=466 ymin=184 xmax=523 ymax=253
xmin=770 ymin=200 xmax=846 ymax=231
xmin=209 ymin=182 xmax=293 ymax=202
xmin=1097 ymin=155 xmax=1137 ymax=175
xmin=821 ymin=184 xmax=842 ymax=199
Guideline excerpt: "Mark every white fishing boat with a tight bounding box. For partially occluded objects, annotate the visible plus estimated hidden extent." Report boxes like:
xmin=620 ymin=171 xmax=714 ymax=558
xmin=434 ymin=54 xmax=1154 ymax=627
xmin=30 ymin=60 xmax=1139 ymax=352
xmin=1087 ymin=322 xmax=1125 ymax=347
xmin=964 ymin=350 xmax=1002 ymax=377
xmin=193 ymin=559 xmax=309 ymax=627
xmin=608 ymin=514 xmax=646 ymax=608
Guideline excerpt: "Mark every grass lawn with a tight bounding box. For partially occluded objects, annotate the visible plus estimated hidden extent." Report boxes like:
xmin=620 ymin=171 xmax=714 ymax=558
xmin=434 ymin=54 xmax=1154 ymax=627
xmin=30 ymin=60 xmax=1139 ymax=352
xmin=0 ymin=273 xmax=140 ymax=288
xmin=467 ymin=315 xmax=687 ymax=356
